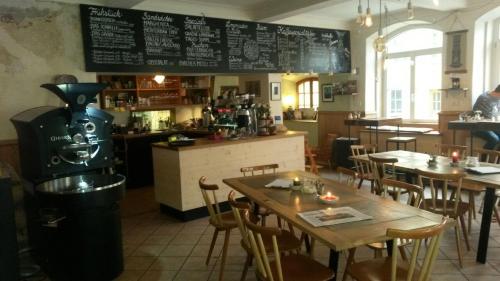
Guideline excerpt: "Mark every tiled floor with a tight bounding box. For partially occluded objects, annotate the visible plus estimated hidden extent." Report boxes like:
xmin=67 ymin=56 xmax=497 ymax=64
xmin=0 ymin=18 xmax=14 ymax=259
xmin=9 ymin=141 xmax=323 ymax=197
xmin=116 ymin=171 xmax=500 ymax=281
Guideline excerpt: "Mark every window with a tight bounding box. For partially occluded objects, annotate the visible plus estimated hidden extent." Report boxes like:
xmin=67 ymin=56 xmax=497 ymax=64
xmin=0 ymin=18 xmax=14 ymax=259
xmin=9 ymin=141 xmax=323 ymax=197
xmin=297 ymin=78 xmax=319 ymax=109
xmin=432 ymin=91 xmax=441 ymax=112
xmin=390 ymin=90 xmax=402 ymax=114
xmin=383 ymin=28 xmax=443 ymax=121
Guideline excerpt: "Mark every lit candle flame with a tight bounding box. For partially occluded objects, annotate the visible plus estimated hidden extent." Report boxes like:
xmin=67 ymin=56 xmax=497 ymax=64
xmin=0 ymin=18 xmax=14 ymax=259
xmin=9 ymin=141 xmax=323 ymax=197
xmin=294 ymin=177 xmax=299 ymax=181
xmin=326 ymin=191 xmax=332 ymax=197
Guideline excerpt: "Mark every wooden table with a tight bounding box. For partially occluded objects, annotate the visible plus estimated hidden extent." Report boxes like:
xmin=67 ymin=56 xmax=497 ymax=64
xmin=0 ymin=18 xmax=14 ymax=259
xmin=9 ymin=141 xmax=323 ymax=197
xmin=345 ymin=117 xmax=402 ymax=144
xmin=351 ymin=150 xmax=500 ymax=263
xmin=448 ymin=120 xmax=500 ymax=154
xmin=223 ymin=170 xmax=446 ymax=281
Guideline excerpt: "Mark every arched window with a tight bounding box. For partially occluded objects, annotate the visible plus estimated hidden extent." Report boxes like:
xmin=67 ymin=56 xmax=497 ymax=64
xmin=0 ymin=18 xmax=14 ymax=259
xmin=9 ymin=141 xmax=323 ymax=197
xmin=297 ymin=78 xmax=319 ymax=109
xmin=383 ymin=28 xmax=443 ymax=121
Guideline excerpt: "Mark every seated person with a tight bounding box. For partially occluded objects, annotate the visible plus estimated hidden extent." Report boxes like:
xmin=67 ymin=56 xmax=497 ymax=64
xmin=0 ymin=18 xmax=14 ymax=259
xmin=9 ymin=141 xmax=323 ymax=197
xmin=472 ymin=85 xmax=500 ymax=150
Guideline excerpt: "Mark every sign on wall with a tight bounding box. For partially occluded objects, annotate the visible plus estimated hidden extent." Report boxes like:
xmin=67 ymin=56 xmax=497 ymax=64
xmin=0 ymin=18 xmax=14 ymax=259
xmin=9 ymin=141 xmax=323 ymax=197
xmin=80 ymin=4 xmax=351 ymax=74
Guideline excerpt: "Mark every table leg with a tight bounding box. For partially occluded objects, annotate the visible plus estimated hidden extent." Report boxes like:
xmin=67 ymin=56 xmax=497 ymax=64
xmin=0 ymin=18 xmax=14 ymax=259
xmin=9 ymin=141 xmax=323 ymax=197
xmin=369 ymin=128 xmax=372 ymax=144
xmin=386 ymin=239 xmax=394 ymax=256
xmin=376 ymin=126 xmax=379 ymax=147
xmin=348 ymin=125 xmax=351 ymax=140
xmin=328 ymin=249 xmax=340 ymax=281
xmin=453 ymin=129 xmax=456 ymax=144
xmin=477 ymin=187 xmax=495 ymax=263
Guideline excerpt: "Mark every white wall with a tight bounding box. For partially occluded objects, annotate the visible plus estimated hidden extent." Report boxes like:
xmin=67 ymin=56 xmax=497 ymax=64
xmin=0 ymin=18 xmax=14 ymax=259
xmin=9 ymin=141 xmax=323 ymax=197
xmin=350 ymin=3 xmax=500 ymax=114
xmin=238 ymin=74 xmax=283 ymax=123
xmin=0 ymin=0 xmax=96 ymax=140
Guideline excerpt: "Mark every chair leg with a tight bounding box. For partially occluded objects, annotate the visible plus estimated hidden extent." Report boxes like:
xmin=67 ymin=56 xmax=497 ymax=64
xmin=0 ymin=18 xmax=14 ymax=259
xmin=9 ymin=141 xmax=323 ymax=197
xmin=357 ymin=178 xmax=364 ymax=189
xmin=455 ymin=224 xmax=463 ymax=268
xmin=459 ymin=215 xmax=471 ymax=251
xmin=398 ymin=245 xmax=408 ymax=261
xmin=277 ymin=216 xmax=282 ymax=228
xmin=240 ymin=253 xmax=252 ymax=281
xmin=206 ymin=228 xmax=219 ymax=265
xmin=374 ymin=248 xmax=383 ymax=258
xmin=218 ymin=229 xmax=231 ymax=281
xmin=468 ymin=191 xmax=476 ymax=234
xmin=495 ymin=206 xmax=500 ymax=227
xmin=261 ymin=215 xmax=266 ymax=226
xmin=342 ymin=248 xmax=357 ymax=281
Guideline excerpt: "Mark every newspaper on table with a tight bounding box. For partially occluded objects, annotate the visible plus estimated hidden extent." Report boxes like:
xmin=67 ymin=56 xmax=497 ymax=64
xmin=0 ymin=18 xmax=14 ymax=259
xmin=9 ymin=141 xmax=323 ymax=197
xmin=298 ymin=207 xmax=373 ymax=227
xmin=264 ymin=179 xmax=292 ymax=189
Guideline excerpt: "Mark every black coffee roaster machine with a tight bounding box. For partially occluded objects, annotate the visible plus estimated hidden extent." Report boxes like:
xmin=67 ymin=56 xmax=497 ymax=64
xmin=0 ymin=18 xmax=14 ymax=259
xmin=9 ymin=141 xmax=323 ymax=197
xmin=10 ymin=83 xmax=126 ymax=281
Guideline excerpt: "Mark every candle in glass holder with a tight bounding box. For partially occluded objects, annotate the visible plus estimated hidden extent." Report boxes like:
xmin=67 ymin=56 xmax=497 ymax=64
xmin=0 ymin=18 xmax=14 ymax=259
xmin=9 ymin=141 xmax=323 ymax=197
xmin=293 ymin=177 xmax=301 ymax=186
xmin=451 ymin=151 xmax=459 ymax=163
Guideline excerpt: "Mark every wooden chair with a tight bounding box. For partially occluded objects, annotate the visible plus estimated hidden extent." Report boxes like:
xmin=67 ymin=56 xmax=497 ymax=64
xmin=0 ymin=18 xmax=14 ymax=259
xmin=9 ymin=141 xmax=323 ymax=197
xmin=199 ymin=177 xmax=238 ymax=281
xmin=342 ymin=178 xmax=424 ymax=281
xmin=305 ymin=139 xmax=322 ymax=174
xmin=243 ymin=212 xmax=335 ymax=281
xmin=439 ymin=145 xmax=482 ymax=234
xmin=336 ymin=166 xmax=358 ymax=189
xmin=416 ymin=169 xmax=470 ymax=267
xmin=351 ymin=144 xmax=377 ymax=191
xmin=241 ymin=164 xmax=282 ymax=227
xmin=438 ymin=144 xmax=468 ymax=159
xmin=346 ymin=217 xmax=450 ymax=281
xmin=228 ymin=191 xmax=302 ymax=281
xmin=368 ymin=155 xmax=398 ymax=197
xmin=474 ymin=149 xmax=500 ymax=227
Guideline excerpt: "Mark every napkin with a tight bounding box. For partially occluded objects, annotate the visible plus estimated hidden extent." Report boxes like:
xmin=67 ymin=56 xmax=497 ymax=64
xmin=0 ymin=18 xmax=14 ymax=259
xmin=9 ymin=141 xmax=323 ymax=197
xmin=264 ymin=179 xmax=293 ymax=188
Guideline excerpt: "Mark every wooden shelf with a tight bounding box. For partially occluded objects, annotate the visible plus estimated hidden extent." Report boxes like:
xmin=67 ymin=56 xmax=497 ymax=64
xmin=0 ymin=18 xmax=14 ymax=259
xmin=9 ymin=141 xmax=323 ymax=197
xmin=138 ymin=88 xmax=180 ymax=91
xmin=103 ymin=88 xmax=137 ymax=92
xmin=98 ymin=74 xmax=212 ymax=110
xmin=437 ymin=88 xmax=468 ymax=97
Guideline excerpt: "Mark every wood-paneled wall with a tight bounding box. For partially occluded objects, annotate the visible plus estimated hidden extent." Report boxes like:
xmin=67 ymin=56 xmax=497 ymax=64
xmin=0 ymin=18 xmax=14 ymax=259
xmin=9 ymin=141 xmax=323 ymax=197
xmin=317 ymin=111 xmax=361 ymax=161
xmin=0 ymin=140 xmax=20 ymax=176
xmin=438 ymin=111 xmax=467 ymax=145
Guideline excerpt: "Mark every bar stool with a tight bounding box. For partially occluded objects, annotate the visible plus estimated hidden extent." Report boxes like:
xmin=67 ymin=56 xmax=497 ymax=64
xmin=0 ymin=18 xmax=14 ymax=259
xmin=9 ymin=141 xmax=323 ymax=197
xmin=385 ymin=125 xmax=417 ymax=152
xmin=385 ymin=136 xmax=417 ymax=151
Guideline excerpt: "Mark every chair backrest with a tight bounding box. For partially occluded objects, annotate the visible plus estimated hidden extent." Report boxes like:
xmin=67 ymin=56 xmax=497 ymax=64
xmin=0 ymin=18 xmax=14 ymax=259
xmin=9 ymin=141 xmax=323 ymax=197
xmin=337 ymin=166 xmax=358 ymax=189
xmin=241 ymin=164 xmax=279 ymax=176
xmin=304 ymin=139 xmax=319 ymax=175
xmin=381 ymin=178 xmax=423 ymax=207
xmin=243 ymin=213 xmax=284 ymax=281
xmin=199 ymin=176 xmax=224 ymax=227
xmin=386 ymin=217 xmax=449 ymax=281
xmin=350 ymin=144 xmax=376 ymax=179
xmin=228 ymin=190 xmax=252 ymax=249
xmin=416 ymin=169 xmax=465 ymax=217
xmin=368 ymin=155 xmax=398 ymax=196
xmin=474 ymin=148 xmax=500 ymax=164
xmin=438 ymin=144 xmax=468 ymax=159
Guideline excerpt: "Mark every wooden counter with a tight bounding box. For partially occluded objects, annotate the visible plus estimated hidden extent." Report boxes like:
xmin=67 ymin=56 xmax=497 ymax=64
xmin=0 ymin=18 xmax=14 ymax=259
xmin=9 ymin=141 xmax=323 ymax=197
xmin=152 ymin=131 xmax=306 ymax=220
xmin=151 ymin=131 xmax=306 ymax=151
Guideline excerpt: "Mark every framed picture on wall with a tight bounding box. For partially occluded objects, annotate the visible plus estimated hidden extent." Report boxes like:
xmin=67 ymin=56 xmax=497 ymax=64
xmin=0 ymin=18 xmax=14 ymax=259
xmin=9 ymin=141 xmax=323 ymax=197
xmin=445 ymin=29 xmax=468 ymax=74
xmin=322 ymin=84 xmax=334 ymax=102
xmin=245 ymin=81 xmax=261 ymax=97
xmin=270 ymin=82 xmax=281 ymax=101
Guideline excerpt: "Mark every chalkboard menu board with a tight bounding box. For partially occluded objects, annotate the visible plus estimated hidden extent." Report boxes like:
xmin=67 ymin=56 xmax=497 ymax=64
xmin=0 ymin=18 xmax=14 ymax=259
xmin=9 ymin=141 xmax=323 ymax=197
xmin=80 ymin=4 xmax=351 ymax=73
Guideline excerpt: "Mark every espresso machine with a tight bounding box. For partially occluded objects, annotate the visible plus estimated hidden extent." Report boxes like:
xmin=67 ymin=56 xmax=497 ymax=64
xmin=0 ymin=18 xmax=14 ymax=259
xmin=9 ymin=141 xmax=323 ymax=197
xmin=11 ymin=83 xmax=126 ymax=281
xmin=235 ymin=93 xmax=257 ymax=135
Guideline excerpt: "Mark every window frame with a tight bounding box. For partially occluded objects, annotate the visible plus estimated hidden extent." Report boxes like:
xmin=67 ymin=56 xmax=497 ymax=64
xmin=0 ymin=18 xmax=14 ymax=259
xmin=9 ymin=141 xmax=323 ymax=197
xmin=296 ymin=77 xmax=319 ymax=110
xmin=382 ymin=28 xmax=443 ymax=122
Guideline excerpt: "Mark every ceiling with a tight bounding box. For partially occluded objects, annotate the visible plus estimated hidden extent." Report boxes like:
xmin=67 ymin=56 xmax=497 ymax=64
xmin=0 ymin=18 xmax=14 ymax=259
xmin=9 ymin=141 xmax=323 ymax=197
xmin=41 ymin=0 xmax=492 ymax=24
